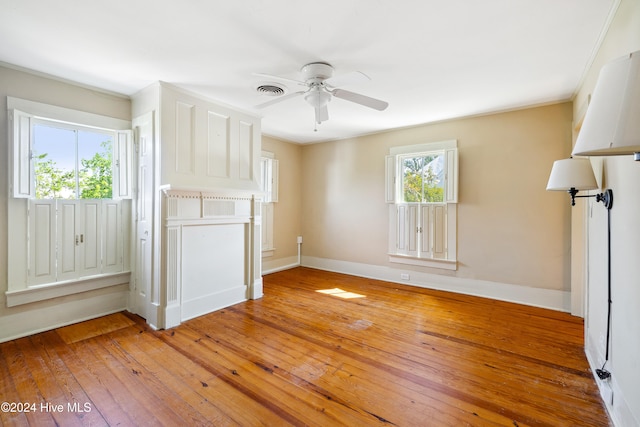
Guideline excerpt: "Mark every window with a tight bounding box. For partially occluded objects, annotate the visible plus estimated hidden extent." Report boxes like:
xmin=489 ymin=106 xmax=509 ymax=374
xmin=400 ymin=152 xmax=445 ymax=203
xmin=260 ymin=152 xmax=278 ymax=255
xmin=8 ymin=97 xmax=132 ymax=293
xmin=386 ymin=140 xmax=458 ymax=270
xmin=11 ymin=109 xmax=131 ymax=200
xmin=260 ymin=154 xmax=278 ymax=203
xmin=33 ymin=120 xmax=115 ymax=199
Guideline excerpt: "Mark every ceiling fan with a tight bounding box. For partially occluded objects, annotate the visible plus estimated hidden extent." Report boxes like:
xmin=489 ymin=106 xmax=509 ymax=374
xmin=254 ymin=62 xmax=389 ymax=125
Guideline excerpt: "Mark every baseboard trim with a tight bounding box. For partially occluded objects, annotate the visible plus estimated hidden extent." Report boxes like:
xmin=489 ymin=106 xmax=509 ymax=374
xmin=263 ymin=256 xmax=300 ymax=275
xmin=301 ymin=256 xmax=571 ymax=312
xmin=585 ymin=339 xmax=638 ymax=427
xmin=0 ymin=285 xmax=129 ymax=343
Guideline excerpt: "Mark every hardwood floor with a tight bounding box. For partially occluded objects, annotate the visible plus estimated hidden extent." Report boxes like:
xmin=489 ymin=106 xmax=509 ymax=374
xmin=0 ymin=267 xmax=610 ymax=426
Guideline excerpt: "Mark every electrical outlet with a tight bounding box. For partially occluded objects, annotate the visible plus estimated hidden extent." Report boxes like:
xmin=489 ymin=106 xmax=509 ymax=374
xmin=297 ymin=236 xmax=303 ymax=244
xmin=400 ymin=273 xmax=410 ymax=280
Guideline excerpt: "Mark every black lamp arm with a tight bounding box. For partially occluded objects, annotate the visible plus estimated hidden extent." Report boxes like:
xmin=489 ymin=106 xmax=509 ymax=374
xmin=567 ymin=188 xmax=613 ymax=210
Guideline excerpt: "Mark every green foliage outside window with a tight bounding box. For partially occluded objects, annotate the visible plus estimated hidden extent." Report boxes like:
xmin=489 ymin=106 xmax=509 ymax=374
xmin=34 ymin=140 xmax=113 ymax=199
xmin=402 ymin=154 xmax=444 ymax=203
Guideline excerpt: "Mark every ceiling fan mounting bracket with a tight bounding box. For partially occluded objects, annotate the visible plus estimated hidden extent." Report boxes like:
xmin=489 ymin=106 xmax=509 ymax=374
xmin=301 ymin=62 xmax=334 ymax=83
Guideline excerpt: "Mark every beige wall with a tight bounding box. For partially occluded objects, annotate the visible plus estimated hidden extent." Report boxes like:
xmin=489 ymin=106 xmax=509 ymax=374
xmin=299 ymin=103 xmax=573 ymax=290
xmin=573 ymin=0 xmax=640 ymax=424
xmin=0 ymin=66 xmax=131 ymax=341
xmin=262 ymin=135 xmax=303 ymax=264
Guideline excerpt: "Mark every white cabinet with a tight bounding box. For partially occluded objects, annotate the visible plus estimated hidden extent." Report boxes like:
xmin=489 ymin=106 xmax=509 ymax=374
xmin=395 ymin=203 xmax=448 ymax=259
xmin=27 ymin=200 xmax=124 ymax=286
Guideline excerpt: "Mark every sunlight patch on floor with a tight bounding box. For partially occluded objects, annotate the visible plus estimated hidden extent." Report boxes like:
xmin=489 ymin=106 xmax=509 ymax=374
xmin=316 ymin=288 xmax=366 ymax=299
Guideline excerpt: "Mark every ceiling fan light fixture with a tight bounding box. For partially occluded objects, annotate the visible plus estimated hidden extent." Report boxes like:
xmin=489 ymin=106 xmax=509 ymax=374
xmin=304 ymin=88 xmax=331 ymax=109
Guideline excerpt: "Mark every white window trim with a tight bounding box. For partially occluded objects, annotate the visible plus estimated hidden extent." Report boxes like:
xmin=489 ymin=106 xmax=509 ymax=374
xmin=5 ymin=272 xmax=131 ymax=307
xmin=260 ymin=151 xmax=278 ymax=255
xmin=8 ymin=97 xmax=132 ymax=200
xmin=387 ymin=140 xmax=458 ymax=270
xmin=6 ymin=97 xmax=132 ymax=303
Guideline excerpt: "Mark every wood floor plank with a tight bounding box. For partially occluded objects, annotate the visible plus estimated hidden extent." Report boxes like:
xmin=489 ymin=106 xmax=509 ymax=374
xmin=27 ymin=332 xmax=107 ymax=426
xmin=0 ymin=343 xmax=30 ymax=426
xmin=185 ymin=312 xmax=516 ymax=426
xmin=108 ymin=323 xmax=286 ymax=426
xmin=40 ymin=330 xmax=136 ymax=427
xmin=1 ymin=339 xmax=57 ymax=426
xmin=0 ymin=267 xmax=610 ymax=426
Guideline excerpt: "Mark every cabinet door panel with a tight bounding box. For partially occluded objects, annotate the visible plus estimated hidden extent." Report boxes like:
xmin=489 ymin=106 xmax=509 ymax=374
xmin=432 ymin=204 xmax=447 ymax=259
xmin=420 ymin=205 xmax=431 ymax=258
xmin=57 ymin=201 xmax=78 ymax=281
xmin=29 ymin=200 xmax=56 ymax=285
xmin=81 ymin=201 xmax=101 ymax=276
xmin=103 ymin=201 xmax=122 ymax=273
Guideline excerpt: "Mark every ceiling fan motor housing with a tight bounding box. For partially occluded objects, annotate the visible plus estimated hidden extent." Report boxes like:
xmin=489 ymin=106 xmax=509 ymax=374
xmin=301 ymin=62 xmax=334 ymax=83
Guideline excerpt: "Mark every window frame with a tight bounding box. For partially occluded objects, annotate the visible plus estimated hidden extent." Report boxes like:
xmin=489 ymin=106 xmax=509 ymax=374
xmin=260 ymin=151 xmax=279 ymax=256
xmin=386 ymin=140 xmax=458 ymax=270
xmin=8 ymin=97 xmax=132 ymax=200
xmin=398 ymin=151 xmax=446 ymax=204
xmin=31 ymin=117 xmax=119 ymax=200
xmin=6 ymin=97 xmax=132 ymax=305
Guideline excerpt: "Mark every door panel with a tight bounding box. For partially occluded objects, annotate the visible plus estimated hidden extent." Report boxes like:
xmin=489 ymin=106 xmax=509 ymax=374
xmin=133 ymin=111 xmax=154 ymax=319
xmin=80 ymin=201 xmax=101 ymax=276
xmin=57 ymin=201 xmax=78 ymax=281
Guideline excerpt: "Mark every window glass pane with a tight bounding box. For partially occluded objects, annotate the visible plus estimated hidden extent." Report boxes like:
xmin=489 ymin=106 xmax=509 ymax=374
xmin=32 ymin=123 xmax=114 ymax=200
xmin=33 ymin=124 xmax=77 ymax=199
xmin=422 ymin=154 xmax=444 ymax=202
xmin=78 ymin=131 xmax=113 ymax=199
xmin=402 ymin=153 xmax=444 ymax=203
xmin=261 ymin=157 xmax=272 ymax=202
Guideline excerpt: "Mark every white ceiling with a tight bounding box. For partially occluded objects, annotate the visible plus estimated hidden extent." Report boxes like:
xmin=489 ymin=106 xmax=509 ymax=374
xmin=0 ymin=0 xmax=617 ymax=144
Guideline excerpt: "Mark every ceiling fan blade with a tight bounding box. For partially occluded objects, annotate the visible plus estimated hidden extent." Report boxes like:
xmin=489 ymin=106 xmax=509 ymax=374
xmin=325 ymin=71 xmax=370 ymax=88
xmin=332 ymin=89 xmax=389 ymax=111
xmin=253 ymin=72 xmax=306 ymax=87
xmin=255 ymin=91 xmax=305 ymax=109
xmin=315 ymin=105 xmax=329 ymax=124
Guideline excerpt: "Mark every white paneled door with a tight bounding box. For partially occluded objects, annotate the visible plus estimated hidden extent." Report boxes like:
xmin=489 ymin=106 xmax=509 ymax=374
xmin=133 ymin=112 xmax=154 ymax=320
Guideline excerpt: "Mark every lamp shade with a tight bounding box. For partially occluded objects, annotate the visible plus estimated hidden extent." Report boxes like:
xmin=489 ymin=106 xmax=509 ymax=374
xmin=546 ymin=158 xmax=598 ymax=191
xmin=572 ymin=50 xmax=640 ymax=156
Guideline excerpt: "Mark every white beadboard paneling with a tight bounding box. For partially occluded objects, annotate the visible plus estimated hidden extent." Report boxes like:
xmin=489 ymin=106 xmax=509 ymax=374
xmin=207 ymin=111 xmax=231 ymax=178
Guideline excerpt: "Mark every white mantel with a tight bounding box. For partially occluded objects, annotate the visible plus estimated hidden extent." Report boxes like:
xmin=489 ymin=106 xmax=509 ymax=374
xmin=160 ymin=188 xmax=262 ymax=329
xmin=132 ymin=82 xmax=264 ymax=331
